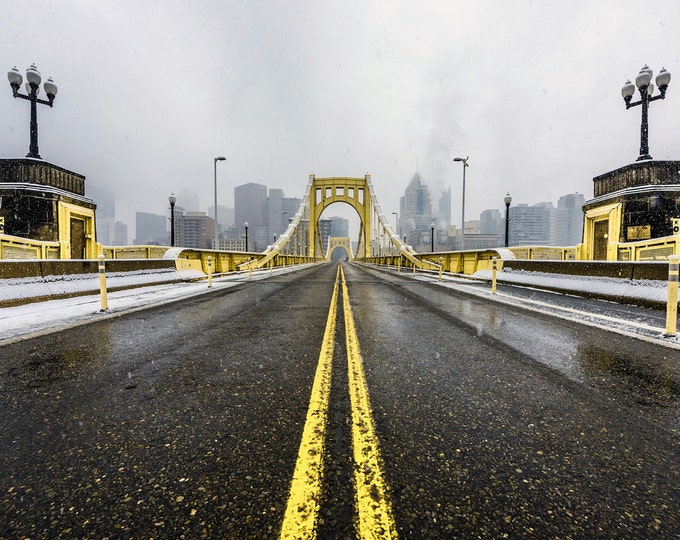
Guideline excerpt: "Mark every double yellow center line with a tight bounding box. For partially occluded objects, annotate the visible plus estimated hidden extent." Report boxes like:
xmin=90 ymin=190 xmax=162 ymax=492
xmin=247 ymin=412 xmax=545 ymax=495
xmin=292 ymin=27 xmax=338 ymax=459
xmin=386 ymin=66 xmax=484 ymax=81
xmin=279 ymin=265 xmax=397 ymax=539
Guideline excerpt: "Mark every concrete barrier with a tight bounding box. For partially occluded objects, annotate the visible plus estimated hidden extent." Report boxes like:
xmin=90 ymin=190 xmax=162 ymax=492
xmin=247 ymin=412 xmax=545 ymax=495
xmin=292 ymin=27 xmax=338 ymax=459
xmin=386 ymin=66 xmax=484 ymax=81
xmin=502 ymin=260 xmax=669 ymax=281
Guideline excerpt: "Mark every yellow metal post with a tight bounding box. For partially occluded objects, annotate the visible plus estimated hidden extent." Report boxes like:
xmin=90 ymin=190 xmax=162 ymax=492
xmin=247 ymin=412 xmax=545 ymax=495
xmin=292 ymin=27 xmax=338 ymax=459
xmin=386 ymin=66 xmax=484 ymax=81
xmin=665 ymin=254 xmax=679 ymax=336
xmin=207 ymin=255 xmax=213 ymax=288
xmin=439 ymin=256 xmax=443 ymax=282
xmin=491 ymin=258 xmax=498 ymax=295
xmin=98 ymin=254 xmax=108 ymax=311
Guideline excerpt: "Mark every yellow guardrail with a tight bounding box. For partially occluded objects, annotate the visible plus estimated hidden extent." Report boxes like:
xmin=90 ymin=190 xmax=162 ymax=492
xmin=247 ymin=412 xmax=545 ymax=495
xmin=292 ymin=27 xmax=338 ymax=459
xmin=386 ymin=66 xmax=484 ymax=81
xmin=0 ymin=234 xmax=60 ymax=259
xmin=3 ymin=234 xmax=679 ymax=270
xmin=616 ymin=236 xmax=680 ymax=261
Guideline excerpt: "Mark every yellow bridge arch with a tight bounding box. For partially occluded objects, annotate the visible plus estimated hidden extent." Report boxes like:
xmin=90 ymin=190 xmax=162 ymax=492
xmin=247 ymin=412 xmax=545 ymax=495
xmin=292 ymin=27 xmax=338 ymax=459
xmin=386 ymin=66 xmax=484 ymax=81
xmin=308 ymin=174 xmax=372 ymax=259
xmin=327 ymin=237 xmax=353 ymax=261
xmin=240 ymin=172 xmax=440 ymax=272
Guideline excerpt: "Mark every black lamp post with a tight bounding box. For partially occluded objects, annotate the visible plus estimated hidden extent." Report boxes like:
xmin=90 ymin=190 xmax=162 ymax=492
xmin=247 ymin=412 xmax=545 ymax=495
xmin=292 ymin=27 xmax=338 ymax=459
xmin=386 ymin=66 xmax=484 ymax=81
xmin=169 ymin=193 xmax=176 ymax=247
xmin=244 ymin=221 xmax=249 ymax=252
xmin=430 ymin=222 xmax=435 ymax=252
xmin=504 ymin=192 xmax=512 ymax=247
xmin=453 ymin=156 xmax=469 ymax=249
xmin=213 ymin=156 xmax=226 ymax=249
xmin=7 ymin=64 xmax=58 ymax=159
xmin=621 ymin=65 xmax=671 ymax=161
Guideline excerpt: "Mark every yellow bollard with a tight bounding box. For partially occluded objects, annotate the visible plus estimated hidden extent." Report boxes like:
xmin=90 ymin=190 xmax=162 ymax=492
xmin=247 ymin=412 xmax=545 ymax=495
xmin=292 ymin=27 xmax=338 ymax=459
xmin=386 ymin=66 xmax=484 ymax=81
xmin=207 ymin=255 xmax=213 ymax=288
xmin=664 ymin=254 xmax=679 ymax=336
xmin=98 ymin=254 xmax=108 ymax=311
xmin=491 ymin=258 xmax=498 ymax=295
xmin=439 ymin=257 xmax=443 ymax=281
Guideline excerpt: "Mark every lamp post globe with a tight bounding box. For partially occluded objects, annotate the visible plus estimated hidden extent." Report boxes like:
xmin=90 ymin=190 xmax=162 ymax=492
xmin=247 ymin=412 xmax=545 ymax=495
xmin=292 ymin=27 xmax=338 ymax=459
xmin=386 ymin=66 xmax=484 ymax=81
xmin=7 ymin=63 xmax=58 ymax=159
xmin=621 ymin=65 xmax=671 ymax=161
xmin=244 ymin=221 xmax=249 ymax=252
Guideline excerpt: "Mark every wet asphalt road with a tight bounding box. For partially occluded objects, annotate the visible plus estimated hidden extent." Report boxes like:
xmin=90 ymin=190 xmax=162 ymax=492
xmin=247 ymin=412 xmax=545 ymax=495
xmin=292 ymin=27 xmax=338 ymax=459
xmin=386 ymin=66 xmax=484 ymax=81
xmin=1 ymin=262 xmax=679 ymax=539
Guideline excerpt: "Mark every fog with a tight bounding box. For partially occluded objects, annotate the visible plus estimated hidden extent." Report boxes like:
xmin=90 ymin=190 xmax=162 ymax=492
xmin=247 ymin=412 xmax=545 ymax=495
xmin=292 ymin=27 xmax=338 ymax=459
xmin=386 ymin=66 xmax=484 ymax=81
xmin=2 ymin=1 xmax=680 ymax=239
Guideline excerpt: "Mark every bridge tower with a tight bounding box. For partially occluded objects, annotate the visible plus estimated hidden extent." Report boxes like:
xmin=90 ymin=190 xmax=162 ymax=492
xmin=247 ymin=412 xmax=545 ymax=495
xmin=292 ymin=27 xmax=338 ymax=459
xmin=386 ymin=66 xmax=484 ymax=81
xmin=307 ymin=174 xmax=372 ymax=259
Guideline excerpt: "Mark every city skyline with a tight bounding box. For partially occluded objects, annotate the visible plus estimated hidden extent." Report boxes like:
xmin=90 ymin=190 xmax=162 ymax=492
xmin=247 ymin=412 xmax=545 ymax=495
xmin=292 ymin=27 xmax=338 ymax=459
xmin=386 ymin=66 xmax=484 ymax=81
xmin=3 ymin=2 xmax=680 ymax=245
xmin=126 ymin=172 xmax=585 ymax=249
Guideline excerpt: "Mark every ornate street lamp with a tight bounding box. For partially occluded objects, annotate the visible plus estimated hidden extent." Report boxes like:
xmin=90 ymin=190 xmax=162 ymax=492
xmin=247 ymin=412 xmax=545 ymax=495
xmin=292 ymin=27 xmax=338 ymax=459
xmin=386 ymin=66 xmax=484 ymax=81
xmin=621 ymin=65 xmax=671 ymax=161
xmin=7 ymin=63 xmax=58 ymax=159
xmin=213 ymin=156 xmax=226 ymax=249
xmin=169 ymin=193 xmax=177 ymax=247
xmin=244 ymin=221 xmax=249 ymax=252
xmin=453 ymin=156 xmax=469 ymax=249
xmin=504 ymin=192 xmax=512 ymax=247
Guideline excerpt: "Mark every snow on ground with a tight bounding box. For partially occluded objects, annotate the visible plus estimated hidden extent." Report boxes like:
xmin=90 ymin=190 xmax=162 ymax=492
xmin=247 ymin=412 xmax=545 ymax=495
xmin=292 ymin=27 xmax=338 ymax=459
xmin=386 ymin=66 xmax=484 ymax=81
xmin=474 ymin=268 xmax=669 ymax=305
xmin=0 ymin=267 xmax=204 ymax=303
xmin=0 ymin=265 xmax=311 ymax=346
xmin=1 ymin=263 xmax=678 ymax=350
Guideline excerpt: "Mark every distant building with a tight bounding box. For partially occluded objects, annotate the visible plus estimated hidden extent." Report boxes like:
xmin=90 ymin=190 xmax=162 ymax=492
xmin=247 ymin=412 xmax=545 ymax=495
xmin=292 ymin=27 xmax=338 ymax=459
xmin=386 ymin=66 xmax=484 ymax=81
xmin=268 ymin=188 xmax=285 ymax=241
xmin=508 ymin=204 xmax=551 ymax=246
xmin=135 ymin=211 xmax=167 ymax=245
xmin=176 ymin=212 xmax=215 ymax=249
xmin=235 ymin=182 xmax=268 ymax=251
xmin=555 ymin=193 xmax=585 ymax=246
xmin=438 ymin=186 xmax=451 ymax=226
xmin=329 ymin=216 xmax=349 ymax=237
xmin=399 ymin=172 xmax=433 ymax=239
xmin=208 ymin=204 xmax=234 ymax=237
xmin=318 ymin=218 xmax=332 ymax=254
xmin=96 ymin=217 xmax=113 ymax=245
xmin=113 ymin=221 xmax=128 ymax=246
xmin=479 ymin=208 xmax=503 ymax=245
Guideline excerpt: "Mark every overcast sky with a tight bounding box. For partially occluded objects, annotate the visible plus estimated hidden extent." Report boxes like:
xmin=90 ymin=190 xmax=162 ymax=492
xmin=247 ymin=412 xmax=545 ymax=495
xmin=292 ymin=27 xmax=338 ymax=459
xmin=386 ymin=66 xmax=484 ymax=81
xmin=3 ymin=1 xmax=680 ymax=238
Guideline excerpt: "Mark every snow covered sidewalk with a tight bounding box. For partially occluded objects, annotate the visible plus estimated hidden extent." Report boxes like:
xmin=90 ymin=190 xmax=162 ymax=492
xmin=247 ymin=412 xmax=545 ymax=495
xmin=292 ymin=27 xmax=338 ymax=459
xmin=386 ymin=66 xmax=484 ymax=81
xmin=0 ymin=266 xmax=310 ymax=346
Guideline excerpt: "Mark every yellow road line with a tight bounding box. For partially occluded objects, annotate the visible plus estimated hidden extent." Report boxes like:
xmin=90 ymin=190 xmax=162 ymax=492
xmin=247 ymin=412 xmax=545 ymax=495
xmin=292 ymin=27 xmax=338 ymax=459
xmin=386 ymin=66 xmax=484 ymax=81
xmin=340 ymin=265 xmax=398 ymax=539
xmin=279 ymin=266 xmax=340 ymax=539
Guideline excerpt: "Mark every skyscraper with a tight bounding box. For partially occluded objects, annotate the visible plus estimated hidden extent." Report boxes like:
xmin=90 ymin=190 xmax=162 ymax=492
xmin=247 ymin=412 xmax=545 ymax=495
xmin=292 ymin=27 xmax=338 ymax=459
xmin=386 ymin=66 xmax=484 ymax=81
xmin=399 ymin=172 xmax=433 ymax=243
xmin=555 ymin=193 xmax=585 ymax=246
xmin=235 ymin=182 xmax=268 ymax=251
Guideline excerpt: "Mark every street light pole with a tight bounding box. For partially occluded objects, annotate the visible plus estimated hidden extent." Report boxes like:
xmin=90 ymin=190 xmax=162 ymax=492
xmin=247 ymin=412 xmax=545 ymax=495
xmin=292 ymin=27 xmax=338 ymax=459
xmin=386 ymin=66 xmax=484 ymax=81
xmin=213 ymin=156 xmax=226 ymax=249
xmin=244 ymin=221 xmax=249 ymax=252
xmin=621 ymin=65 xmax=671 ymax=161
xmin=504 ymin=192 xmax=512 ymax=248
xmin=453 ymin=156 xmax=469 ymax=250
xmin=430 ymin=222 xmax=435 ymax=252
xmin=169 ymin=193 xmax=176 ymax=247
xmin=7 ymin=64 xmax=58 ymax=159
